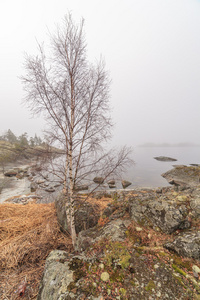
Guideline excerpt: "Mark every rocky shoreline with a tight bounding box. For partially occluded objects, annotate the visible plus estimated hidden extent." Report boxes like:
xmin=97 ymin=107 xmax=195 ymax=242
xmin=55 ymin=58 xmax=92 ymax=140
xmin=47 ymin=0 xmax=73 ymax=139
xmin=37 ymin=183 xmax=200 ymax=299
xmin=1 ymin=163 xmax=200 ymax=299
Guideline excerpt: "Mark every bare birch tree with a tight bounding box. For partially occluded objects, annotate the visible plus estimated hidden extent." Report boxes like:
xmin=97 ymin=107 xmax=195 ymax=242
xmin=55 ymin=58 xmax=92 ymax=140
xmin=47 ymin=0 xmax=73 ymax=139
xmin=21 ymin=14 xmax=132 ymax=246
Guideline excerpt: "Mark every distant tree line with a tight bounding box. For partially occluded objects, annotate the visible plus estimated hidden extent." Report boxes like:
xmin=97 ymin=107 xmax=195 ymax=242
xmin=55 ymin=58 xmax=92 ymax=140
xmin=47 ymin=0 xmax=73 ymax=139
xmin=0 ymin=129 xmax=43 ymax=147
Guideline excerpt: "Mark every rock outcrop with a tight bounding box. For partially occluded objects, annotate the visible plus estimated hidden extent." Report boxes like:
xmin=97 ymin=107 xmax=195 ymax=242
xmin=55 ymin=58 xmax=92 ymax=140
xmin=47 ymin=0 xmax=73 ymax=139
xmin=129 ymin=189 xmax=190 ymax=233
xmin=76 ymin=219 xmax=130 ymax=251
xmin=164 ymin=231 xmax=200 ymax=260
xmin=37 ymin=183 xmax=200 ymax=299
xmin=37 ymin=250 xmax=74 ymax=300
xmin=162 ymin=165 xmax=200 ymax=187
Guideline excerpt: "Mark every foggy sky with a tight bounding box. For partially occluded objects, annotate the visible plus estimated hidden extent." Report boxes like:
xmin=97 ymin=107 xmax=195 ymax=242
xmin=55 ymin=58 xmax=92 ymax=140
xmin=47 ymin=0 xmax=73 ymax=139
xmin=0 ymin=0 xmax=200 ymax=146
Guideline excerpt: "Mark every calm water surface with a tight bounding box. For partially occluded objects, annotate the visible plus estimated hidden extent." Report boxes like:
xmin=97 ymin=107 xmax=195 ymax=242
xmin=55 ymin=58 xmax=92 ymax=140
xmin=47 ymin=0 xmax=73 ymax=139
xmin=125 ymin=147 xmax=200 ymax=188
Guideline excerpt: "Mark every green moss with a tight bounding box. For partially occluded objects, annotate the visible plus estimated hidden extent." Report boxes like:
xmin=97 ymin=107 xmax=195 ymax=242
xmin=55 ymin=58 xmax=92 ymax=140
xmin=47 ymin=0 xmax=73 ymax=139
xmin=104 ymin=242 xmax=131 ymax=269
xmin=145 ymin=280 xmax=156 ymax=291
xmin=172 ymin=255 xmax=192 ymax=271
xmin=131 ymin=279 xmax=136 ymax=286
xmin=81 ymin=282 xmax=98 ymax=296
xmin=158 ymin=251 xmax=169 ymax=257
xmin=119 ymin=288 xmax=127 ymax=296
xmin=68 ymin=258 xmax=86 ymax=282
xmin=172 ymin=264 xmax=187 ymax=277
xmin=110 ymin=270 xmax=124 ymax=283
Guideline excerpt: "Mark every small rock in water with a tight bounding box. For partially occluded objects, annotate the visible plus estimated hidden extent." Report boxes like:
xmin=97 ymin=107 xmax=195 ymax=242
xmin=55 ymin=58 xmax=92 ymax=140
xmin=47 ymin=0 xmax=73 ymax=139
xmin=154 ymin=156 xmax=177 ymax=162
xmin=93 ymin=177 xmax=104 ymax=184
xmin=73 ymin=185 xmax=89 ymax=191
xmin=107 ymin=180 xmax=115 ymax=185
xmin=121 ymin=180 xmax=132 ymax=189
xmin=45 ymin=187 xmax=55 ymax=193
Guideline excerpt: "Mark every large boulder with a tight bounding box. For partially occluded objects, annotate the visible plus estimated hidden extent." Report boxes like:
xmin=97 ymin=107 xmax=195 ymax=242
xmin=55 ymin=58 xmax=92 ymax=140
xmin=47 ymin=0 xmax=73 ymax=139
xmin=190 ymin=187 xmax=200 ymax=217
xmin=162 ymin=166 xmax=200 ymax=187
xmin=37 ymin=250 xmax=84 ymax=300
xmin=55 ymin=194 xmax=100 ymax=234
xmin=164 ymin=231 xmax=200 ymax=260
xmin=129 ymin=195 xmax=190 ymax=234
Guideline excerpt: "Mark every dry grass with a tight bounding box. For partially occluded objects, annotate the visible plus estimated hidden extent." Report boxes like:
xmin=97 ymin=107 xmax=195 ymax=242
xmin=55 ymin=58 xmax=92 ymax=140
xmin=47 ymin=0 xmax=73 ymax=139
xmin=0 ymin=202 xmax=72 ymax=300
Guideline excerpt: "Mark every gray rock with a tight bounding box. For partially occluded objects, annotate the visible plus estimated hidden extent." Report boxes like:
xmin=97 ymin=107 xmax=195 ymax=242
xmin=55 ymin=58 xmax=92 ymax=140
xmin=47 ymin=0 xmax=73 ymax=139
xmin=76 ymin=219 xmax=128 ymax=251
xmin=121 ymin=180 xmax=132 ymax=189
xmin=107 ymin=180 xmax=115 ymax=185
xmin=45 ymin=187 xmax=55 ymax=193
xmin=129 ymin=197 xmax=190 ymax=234
xmin=108 ymin=184 xmax=116 ymax=189
xmin=30 ymin=182 xmax=37 ymax=192
xmin=73 ymin=185 xmax=89 ymax=191
xmin=55 ymin=194 xmax=100 ymax=234
xmin=164 ymin=231 xmax=200 ymax=259
xmin=4 ymin=169 xmax=18 ymax=177
xmin=154 ymin=156 xmax=177 ymax=162
xmin=37 ymin=250 xmax=73 ymax=300
xmin=190 ymin=188 xmax=200 ymax=217
xmin=93 ymin=177 xmax=104 ymax=184
xmin=162 ymin=166 xmax=200 ymax=187
xmin=36 ymin=179 xmax=45 ymax=184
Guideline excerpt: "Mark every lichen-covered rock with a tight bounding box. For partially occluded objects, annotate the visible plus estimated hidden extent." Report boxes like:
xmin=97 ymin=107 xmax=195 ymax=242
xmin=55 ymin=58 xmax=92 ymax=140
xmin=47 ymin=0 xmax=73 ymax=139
xmin=129 ymin=196 xmax=190 ymax=233
xmin=37 ymin=250 xmax=73 ymax=300
xmin=76 ymin=219 xmax=129 ymax=251
xmin=190 ymin=187 xmax=200 ymax=217
xmin=162 ymin=166 xmax=200 ymax=187
xmin=164 ymin=231 xmax=200 ymax=259
xmin=145 ymin=200 xmax=190 ymax=234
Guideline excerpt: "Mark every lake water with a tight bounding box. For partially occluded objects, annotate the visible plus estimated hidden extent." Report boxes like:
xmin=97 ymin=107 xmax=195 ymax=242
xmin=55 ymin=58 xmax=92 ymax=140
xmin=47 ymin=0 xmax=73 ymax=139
xmin=124 ymin=146 xmax=200 ymax=188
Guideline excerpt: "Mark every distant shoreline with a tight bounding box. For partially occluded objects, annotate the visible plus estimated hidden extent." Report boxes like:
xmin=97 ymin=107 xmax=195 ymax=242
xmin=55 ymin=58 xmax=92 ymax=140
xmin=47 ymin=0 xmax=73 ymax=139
xmin=138 ymin=143 xmax=200 ymax=148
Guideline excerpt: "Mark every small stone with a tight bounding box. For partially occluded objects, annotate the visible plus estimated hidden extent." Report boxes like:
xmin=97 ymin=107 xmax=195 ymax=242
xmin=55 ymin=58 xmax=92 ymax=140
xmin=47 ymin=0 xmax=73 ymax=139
xmin=99 ymin=263 xmax=104 ymax=269
xmin=135 ymin=227 xmax=143 ymax=232
xmin=107 ymin=289 xmax=111 ymax=295
xmin=108 ymin=180 xmax=115 ymax=185
xmin=92 ymin=282 xmax=97 ymax=288
xmin=157 ymin=282 xmax=161 ymax=288
xmin=100 ymin=272 xmax=110 ymax=282
xmin=156 ymin=291 xmax=161 ymax=297
xmin=154 ymin=264 xmax=159 ymax=269
xmin=193 ymin=265 xmax=200 ymax=275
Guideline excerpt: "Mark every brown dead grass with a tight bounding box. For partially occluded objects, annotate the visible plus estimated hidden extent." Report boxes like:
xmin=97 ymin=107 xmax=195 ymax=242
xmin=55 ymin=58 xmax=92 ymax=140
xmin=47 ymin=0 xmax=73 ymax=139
xmin=0 ymin=202 xmax=72 ymax=300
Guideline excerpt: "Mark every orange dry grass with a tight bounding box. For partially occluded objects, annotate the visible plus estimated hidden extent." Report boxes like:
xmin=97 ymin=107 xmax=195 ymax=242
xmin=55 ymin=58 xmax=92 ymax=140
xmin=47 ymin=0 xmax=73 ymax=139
xmin=79 ymin=194 xmax=112 ymax=212
xmin=0 ymin=202 xmax=72 ymax=300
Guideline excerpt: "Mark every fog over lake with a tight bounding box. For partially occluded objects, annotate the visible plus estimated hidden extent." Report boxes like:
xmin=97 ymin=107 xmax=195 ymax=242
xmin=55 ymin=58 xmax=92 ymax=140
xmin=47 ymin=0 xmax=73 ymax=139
xmin=0 ymin=0 xmax=200 ymax=148
xmin=125 ymin=146 xmax=200 ymax=188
